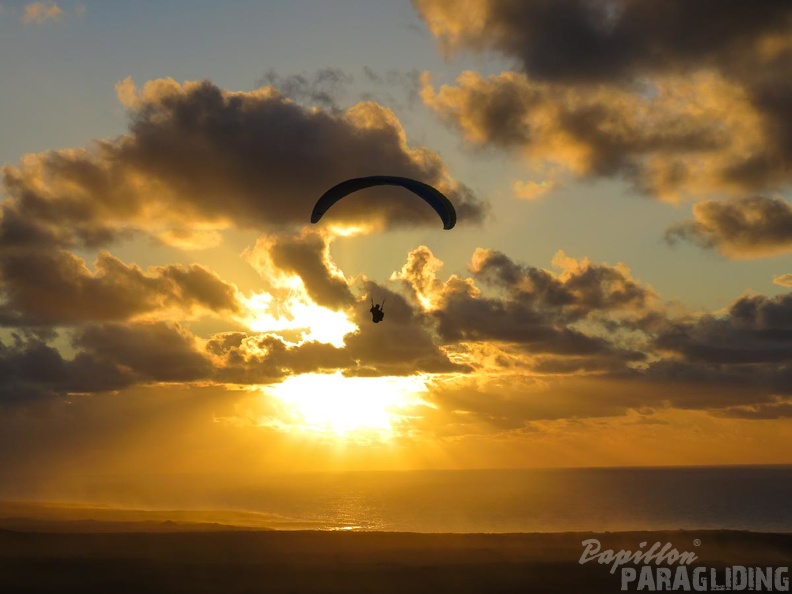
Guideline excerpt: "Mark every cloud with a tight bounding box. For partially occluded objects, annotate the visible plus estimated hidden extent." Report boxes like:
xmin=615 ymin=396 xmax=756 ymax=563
xmin=1 ymin=113 xmax=789 ymax=425
xmin=21 ymin=1 xmax=62 ymax=23
xmin=416 ymin=310 xmax=792 ymax=430
xmin=255 ymin=67 xmax=422 ymax=113
xmin=0 ymin=77 xmax=485 ymax=393
xmin=714 ymin=397 xmax=792 ymax=420
xmin=390 ymin=245 xmax=792 ymax=420
xmin=256 ymin=68 xmax=354 ymax=110
xmin=244 ymin=230 xmax=354 ymax=310
xmin=73 ymin=322 xmax=214 ymax=383
xmin=0 ymin=249 xmax=240 ymax=327
xmin=471 ymin=248 xmax=652 ymax=320
xmin=414 ymin=1 xmax=792 ymax=200
xmin=0 ymin=78 xmax=485 ymax=256
xmin=512 ymin=179 xmax=557 ymax=200
xmin=421 ymin=70 xmax=769 ymax=201
xmin=774 ymin=274 xmax=792 ymax=288
xmin=414 ymin=0 xmax=792 ymax=84
xmin=207 ymin=283 xmax=468 ymax=382
xmin=0 ymin=336 xmax=72 ymax=403
xmin=0 ymin=333 xmax=135 ymax=405
xmin=0 ymin=238 xmax=474 ymax=407
xmin=1 ymin=323 xmax=216 ymax=406
xmin=207 ymin=332 xmax=351 ymax=385
xmin=393 ymin=245 xmax=650 ymax=368
xmin=639 ymin=291 xmax=792 ymax=399
xmin=665 ymin=196 xmax=792 ymax=258
xmin=2 ymin=237 xmax=791 ymax=432
xmin=653 ymin=314 xmax=792 ymax=366
xmin=213 ymin=236 xmax=468 ymax=381
xmin=342 ymin=280 xmax=469 ymax=376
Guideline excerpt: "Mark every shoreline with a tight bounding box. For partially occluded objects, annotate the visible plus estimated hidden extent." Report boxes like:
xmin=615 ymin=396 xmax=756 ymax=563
xmin=2 ymin=526 xmax=790 ymax=593
xmin=2 ymin=501 xmax=791 ymax=593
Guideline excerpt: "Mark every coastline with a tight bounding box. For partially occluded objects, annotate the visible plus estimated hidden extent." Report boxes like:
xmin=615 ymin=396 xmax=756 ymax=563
xmin=2 ymin=502 xmax=790 ymax=593
xmin=1 ymin=522 xmax=790 ymax=594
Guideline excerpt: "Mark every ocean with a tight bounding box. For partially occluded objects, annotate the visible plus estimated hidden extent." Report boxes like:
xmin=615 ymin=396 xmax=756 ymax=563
xmin=155 ymin=466 xmax=792 ymax=533
xmin=11 ymin=466 xmax=792 ymax=533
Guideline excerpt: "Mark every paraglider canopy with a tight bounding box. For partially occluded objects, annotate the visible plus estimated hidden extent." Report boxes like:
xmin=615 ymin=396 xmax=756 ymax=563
xmin=311 ymin=175 xmax=456 ymax=230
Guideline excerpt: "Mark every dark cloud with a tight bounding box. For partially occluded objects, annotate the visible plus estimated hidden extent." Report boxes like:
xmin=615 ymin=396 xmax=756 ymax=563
xmin=665 ymin=196 xmax=792 ymax=258
xmin=435 ymin=290 xmax=610 ymax=354
xmin=240 ymin=234 xmax=469 ymax=377
xmin=0 ymin=160 xmax=137 ymax=250
xmin=528 ymin=351 xmax=643 ymax=375
xmin=714 ymin=398 xmax=792 ymax=420
xmin=0 ymin=76 xmax=487 ymax=404
xmin=360 ymin=67 xmax=422 ymax=110
xmin=207 ymin=296 xmax=468 ymax=382
xmin=249 ymin=231 xmax=355 ymax=309
xmin=470 ymin=248 xmax=651 ymax=319
xmin=0 ymin=336 xmax=70 ymax=403
xmin=201 ymin=274 xmax=469 ymax=384
xmin=607 ymin=291 xmax=792 ymax=410
xmin=0 ymin=78 xmax=485 ymax=254
xmin=393 ymin=245 xmax=648 ymax=368
xmin=422 ymin=71 xmax=761 ymax=199
xmin=3 ymin=325 xmax=205 ymax=407
xmin=613 ymin=359 xmax=792 ymax=417
xmin=343 ymin=280 xmax=469 ymax=376
xmin=653 ymin=292 xmax=792 ymax=366
xmin=391 ymin=244 xmax=792 ymax=418
xmin=414 ymin=0 xmax=792 ymax=84
xmin=256 ymin=68 xmax=353 ymax=110
xmin=206 ymin=332 xmax=350 ymax=385
xmin=2 ymin=236 xmax=792 ymax=427
xmin=257 ymin=66 xmax=423 ymax=115
xmin=433 ymin=288 xmax=648 ymax=373
xmin=74 ymin=322 xmax=214 ymax=383
xmin=0 ymin=334 xmax=135 ymax=405
xmin=0 ymin=237 xmax=479 ymax=408
xmin=416 ymin=353 xmax=790 ymax=431
xmin=361 ymin=67 xmax=420 ymax=91
xmin=395 ymin=245 xmax=649 ymax=347
xmin=415 ymin=0 xmax=792 ymax=199
xmin=0 ymin=249 xmax=240 ymax=326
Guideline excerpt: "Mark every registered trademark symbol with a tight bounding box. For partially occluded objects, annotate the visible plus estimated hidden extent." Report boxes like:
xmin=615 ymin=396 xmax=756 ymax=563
xmin=693 ymin=539 xmax=701 ymax=547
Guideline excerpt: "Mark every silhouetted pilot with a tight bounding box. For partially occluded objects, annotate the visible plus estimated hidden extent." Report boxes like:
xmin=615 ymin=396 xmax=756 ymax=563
xmin=370 ymin=301 xmax=385 ymax=323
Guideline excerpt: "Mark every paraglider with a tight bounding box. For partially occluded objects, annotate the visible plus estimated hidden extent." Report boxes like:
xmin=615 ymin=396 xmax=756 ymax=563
xmin=369 ymin=298 xmax=385 ymax=324
xmin=311 ymin=175 xmax=456 ymax=230
xmin=313 ymin=176 xmax=456 ymax=324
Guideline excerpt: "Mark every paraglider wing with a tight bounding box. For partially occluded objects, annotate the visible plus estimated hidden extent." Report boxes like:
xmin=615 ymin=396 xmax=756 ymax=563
xmin=311 ymin=176 xmax=456 ymax=230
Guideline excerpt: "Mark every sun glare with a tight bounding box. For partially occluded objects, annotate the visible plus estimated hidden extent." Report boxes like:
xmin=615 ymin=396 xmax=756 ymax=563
xmin=326 ymin=223 xmax=372 ymax=237
xmin=264 ymin=373 xmax=428 ymax=437
xmin=242 ymin=292 xmax=357 ymax=348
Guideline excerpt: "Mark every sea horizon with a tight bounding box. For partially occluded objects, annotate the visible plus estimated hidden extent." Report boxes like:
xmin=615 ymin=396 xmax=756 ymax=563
xmin=4 ymin=465 xmax=791 ymax=534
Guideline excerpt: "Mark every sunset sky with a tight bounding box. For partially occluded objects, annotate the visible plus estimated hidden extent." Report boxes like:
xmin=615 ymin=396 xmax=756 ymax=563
xmin=2 ymin=0 xmax=792 ymax=488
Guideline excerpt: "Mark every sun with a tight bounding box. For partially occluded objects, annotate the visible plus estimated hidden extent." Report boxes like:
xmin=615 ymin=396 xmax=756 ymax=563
xmin=264 ymin=372 xmax=428 ymax=438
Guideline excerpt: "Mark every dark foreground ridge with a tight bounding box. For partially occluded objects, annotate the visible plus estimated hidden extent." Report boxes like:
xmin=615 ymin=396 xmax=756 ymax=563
xmin=1 ymin=528 xmax=790 ymax=594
